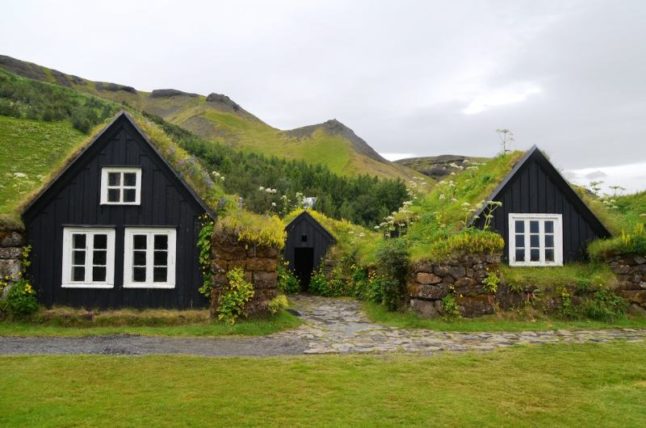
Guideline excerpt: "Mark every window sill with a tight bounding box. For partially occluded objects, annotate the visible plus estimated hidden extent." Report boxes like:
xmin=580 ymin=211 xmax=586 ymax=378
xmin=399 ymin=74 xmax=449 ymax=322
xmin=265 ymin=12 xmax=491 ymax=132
xmin=509 ymin=262 xmax=563 ymax=268
xmin=123 ymin=284 xmax=176 ymax=289
xmin=61 ymin=283 xmax=114 ymax=289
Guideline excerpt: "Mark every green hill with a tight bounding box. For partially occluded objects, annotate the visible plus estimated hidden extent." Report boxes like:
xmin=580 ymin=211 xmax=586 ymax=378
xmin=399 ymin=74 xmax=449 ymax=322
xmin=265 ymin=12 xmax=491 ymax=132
xmin=0 ymin=68 xmax=409 ymax=228
xmin=395 ymin=155 xmax=489 ymax=180
xmin=0 ymin=55 xmax=426 ymax=183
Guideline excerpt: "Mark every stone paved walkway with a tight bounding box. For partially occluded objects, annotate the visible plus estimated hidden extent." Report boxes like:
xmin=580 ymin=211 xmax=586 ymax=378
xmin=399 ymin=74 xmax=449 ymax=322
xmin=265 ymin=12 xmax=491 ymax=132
xmin=0 ymin=295 xmax=644 ymax=356
xmin=283 ymin=295 xmax=646 ymax=354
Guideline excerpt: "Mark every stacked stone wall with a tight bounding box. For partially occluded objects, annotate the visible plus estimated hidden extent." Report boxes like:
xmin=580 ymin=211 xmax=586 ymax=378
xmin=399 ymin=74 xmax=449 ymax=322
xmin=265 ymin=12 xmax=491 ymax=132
xmin=0 ymin=230 xmax=23 ymax=282
xmin=607 ymin=254 xmax=646 ymax=313
xmin=209 ymin=233 xmax=279 ymax=317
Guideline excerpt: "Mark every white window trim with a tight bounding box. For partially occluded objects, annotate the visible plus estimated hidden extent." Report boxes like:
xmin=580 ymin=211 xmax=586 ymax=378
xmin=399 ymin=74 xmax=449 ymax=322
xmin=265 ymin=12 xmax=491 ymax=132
xmin=100 ymin=167 xmax=142 ymax=205
xmin=62 ymin=228 xmax=116 ymax=288
xmin=508 ymin=213 xmax=563 ymax=267
xmin=123 ymin=228 xmax=176 ymax=289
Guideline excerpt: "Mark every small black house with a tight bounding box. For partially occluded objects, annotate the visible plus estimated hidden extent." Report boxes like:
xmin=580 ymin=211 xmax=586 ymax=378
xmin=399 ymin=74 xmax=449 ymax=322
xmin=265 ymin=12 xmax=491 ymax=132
xmin=284 ymin=211 xmax=336 ymax=288
xmin=472 ymin=146 xmax=611 ymax=266
xmin=23 ymin=112 xmax=214 ymax=309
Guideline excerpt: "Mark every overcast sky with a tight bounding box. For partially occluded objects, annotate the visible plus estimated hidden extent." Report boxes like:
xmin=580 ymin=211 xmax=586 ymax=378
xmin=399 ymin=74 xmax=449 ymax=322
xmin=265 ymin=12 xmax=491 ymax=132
xmin=1 ymin=0 xmax=645 ymax=191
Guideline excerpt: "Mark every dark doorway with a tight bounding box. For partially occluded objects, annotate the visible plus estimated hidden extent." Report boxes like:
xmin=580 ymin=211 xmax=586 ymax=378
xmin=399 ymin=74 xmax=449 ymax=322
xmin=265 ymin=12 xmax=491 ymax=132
xmin=294 ymin=248 xmax=315 ymax=289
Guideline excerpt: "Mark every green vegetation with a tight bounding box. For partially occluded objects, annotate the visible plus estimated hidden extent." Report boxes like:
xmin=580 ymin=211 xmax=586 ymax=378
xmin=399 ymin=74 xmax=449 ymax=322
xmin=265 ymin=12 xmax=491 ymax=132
xmin=0 ymin=69 xmax=117 ymax=133
xmin=589 ymin=223 xmax=646 ymax=260
xmin=364 ymin=301 xmax=646 ymax=331
xmin=0 ymin=308 xmax=300 ymax=337
xmin=0 ymin=115 xmax=88 ymax=225
xmin=501 ymin=263 xmax=617 ymax=291
xmin=405 ymin=152 xmax=523 ymax=261
xmin=146 ymin=113 xmax=410 ymax=227
xmin=2 ymin=342 xmax=646 ymax=426
xmin=216 ymin=208 xmax=286 ymax=248
xmin=216 ymin=267 xmax=255 ymax=324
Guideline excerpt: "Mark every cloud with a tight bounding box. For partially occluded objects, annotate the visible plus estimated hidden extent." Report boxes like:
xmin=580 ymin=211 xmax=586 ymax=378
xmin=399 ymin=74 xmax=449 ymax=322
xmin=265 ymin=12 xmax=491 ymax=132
xmin=462 ymin=83 xmax=542 ymax=115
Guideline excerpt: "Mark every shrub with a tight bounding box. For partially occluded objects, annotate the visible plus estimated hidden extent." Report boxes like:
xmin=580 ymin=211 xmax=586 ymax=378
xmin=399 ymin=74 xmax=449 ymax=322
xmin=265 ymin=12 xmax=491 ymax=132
xmin=268 ymin=294 xmax=289 ymax=315
xmin=277 ymin=261 xmax=300 ymax=294
xmin=1 ymin=279 xmax=38 ymax=317
xmin=309 ymin=268 xmax=330 ymax=296
xmin=217 ymin=267 xmax=254 ymax=325
xmin=579 ymin=290 xmax=627 ymax=321
xmin=375 ymin=239 xmax=409 ymax=310
xmin=441 ymin=294 xmax=461 ymax=319
xmin=412 ymin=229 xmax=504 ymax=262
xmin=483 ymin=271 xmax=500 ymax=294
xmin=588 ymin=223 xmax=646 ymax=260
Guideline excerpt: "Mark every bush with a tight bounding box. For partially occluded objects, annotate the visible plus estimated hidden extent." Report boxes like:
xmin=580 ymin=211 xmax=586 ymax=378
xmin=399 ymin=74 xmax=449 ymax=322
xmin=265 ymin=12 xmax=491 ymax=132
xmin=217 ymin=267 xmax=254 ymax=325
xmin=441 ymin=294 xmax=461 ymax=319
xmin=375 ymin=239 xmax=409 ymax=310
xmin=277 ymin=261 xmax=301 ymax=294
xmin=309 ymin=268 xmax=330 ymax=296
xmin=579 ymin=290 xmax=627 ymax=321
xmin=268 ymin=294 xmax=289 ymax=315
xmin=1 ymin=279 xmax=38 ymax=317
xmin=588 ymin=224 xmax=646 ymax=260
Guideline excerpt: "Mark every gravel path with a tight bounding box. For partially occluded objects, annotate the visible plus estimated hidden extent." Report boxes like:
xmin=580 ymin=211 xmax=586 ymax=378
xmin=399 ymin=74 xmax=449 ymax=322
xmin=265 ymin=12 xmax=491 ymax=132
xmin=1 ymin=295 xmax=645 ymax=356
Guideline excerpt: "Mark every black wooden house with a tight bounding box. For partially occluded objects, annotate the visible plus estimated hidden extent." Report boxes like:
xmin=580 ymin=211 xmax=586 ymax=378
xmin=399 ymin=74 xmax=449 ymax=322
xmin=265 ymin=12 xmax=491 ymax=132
xmin=284 ymin=211 xmax=336 ymax=288
xmin=472 ymin=146 xmax=611 ymax=266
xmin=23 ymin=112 xmax=213 ymax=308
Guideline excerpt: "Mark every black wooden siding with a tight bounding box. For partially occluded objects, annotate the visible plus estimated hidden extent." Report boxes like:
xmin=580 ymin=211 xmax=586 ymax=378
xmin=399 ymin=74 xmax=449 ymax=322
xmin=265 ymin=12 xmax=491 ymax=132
xmin=284 ymin=212 xmax=335 ymax=271
xmin=23 ymin=115 xmax=208 ymax=309
xmin=473 ymin=148 xmax=611 ymax=263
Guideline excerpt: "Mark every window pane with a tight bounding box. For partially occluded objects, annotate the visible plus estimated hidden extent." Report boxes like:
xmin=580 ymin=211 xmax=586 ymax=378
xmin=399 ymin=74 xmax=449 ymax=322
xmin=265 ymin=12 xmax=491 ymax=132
xmin=545 ymin=249 xmax=554 ymax=262
xmin=108 ymin=189 xmax=120 ymax=202
xmin=545 ymin=221 xmax=554 ymax=234
xmin=545 ymin=234 xmax=554 ymax=248
xmin=72 ymin=266 xmax=85 ymax=281
xmin=515 ymin=249 xmax=525 ymax=262
xmin=515 ymin=221 xmax=524 ymax=233
xmin=92 ymin=266 xmax=106 ymax=282
xmin=154 ymin=235 xmax=168 ymax=250
xmin=94 ymin=234 xmax=107 ymax=249
xmin=515 ymin=234 xmax=524 ymax=248
xmin=153 ymin=267 xmax=167 ymax=282
xmin=133 ymin=267 xmax=146 ymax=282
xmin=93 ymin=250 xmax=106 ymax=266
xmin=73 ymin=234 xmax=86 ymax=249
xmin=134 ymin=235 xmax=147 ymax=249
xmin=133 ymin=250 xmax=146 ymax=266
xmin=154 ymin=251 xmax=167 ymax=266
xmin=123 ymin=189 xmax=136 ymax=203
xmin=530 ymin=221 xmax=539 ymax=233
xmin=530 ymin=235 xmax=539 ymax=248
xmin=108 ymin=172 xmax=120 ymax=186
xmin=123 ymin=173 xmax=137 ymax=186
xmin=530 ymin=249 xmax=540 ymax=261
xmin=73 ymin=250 xmax=86 ymax=265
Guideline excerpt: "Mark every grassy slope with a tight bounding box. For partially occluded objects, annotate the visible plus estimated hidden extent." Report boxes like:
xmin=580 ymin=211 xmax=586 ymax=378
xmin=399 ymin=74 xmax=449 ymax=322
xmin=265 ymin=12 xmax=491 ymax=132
xmin=1 ymin=342 xmax=645 ymax=426
xmin=0 ymin=116 xmax=87 ymax=222
xmin=0 ymin=56 xmax=425 ymax=182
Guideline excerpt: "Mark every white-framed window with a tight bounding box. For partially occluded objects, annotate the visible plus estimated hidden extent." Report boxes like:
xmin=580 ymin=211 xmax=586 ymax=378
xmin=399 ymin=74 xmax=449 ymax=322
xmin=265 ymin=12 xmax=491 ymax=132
xmin=100 ymin=167 xmax=142 ymax=205
xmin=509 ymin=213 xmax=563 ymax=267
xmin=62 ymin=228 xmax=116 ymax=288
xmin=123 ymin=228 xmax=176 ymax=288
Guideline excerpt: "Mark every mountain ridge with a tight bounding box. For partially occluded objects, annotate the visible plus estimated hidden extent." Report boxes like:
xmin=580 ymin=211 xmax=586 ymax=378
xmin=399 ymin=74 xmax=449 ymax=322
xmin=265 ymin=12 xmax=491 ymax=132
xmin=0 ymin=54 xmax=424 ymax=182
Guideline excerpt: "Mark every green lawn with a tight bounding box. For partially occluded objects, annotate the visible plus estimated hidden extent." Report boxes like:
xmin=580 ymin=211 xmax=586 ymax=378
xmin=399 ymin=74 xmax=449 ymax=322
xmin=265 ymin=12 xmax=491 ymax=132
xmin=0 ymin=311 xmax=301 ymax=337
xmin=1 ymin=342 xmax=645 ymax=426
xmin=364 ymin=302 xmax=646 ymax=332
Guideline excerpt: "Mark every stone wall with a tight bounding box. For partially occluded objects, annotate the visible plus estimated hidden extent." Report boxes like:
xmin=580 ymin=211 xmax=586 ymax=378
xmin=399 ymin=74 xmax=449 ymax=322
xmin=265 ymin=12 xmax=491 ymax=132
xmin=607 ymin=254 xmax=646 ymax=312
xmin=209 ymin=233 xmax=279 ymax=318
xmin=408 ymin=253 xmax=501 ymax=317
xmin=0 ymin=229 xmax=23 ymax=281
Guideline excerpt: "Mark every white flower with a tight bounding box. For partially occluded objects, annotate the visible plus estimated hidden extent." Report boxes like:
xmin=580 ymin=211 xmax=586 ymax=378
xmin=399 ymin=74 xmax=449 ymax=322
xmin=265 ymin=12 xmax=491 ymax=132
xmin=271 ymin=202 xmax=277 ymax=207
xmin=259 ymin=186 xmax=265 ymax=191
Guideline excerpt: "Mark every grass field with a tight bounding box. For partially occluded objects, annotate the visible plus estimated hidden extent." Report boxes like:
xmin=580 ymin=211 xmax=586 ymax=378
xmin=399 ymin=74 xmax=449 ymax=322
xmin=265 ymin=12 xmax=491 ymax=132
xmin=0 ymin=310 xmax=301 ymax=337
xmin=364 ymin=302 xmax=646 ymax=332
xmin=1 ymin=341 xmax=645 ymax=426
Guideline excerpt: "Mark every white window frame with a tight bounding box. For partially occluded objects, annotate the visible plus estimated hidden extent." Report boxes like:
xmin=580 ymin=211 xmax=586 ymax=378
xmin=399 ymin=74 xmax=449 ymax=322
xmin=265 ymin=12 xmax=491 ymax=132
xmin=508 ymin=213 xmax=563 ymax=267
xmin=100 ymin=167 xmax=142 ymax=205
xmin=62 ymin=228 xmax=116 ymax=288
xmin=123 ymin=228 xmax=176 ymax=289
